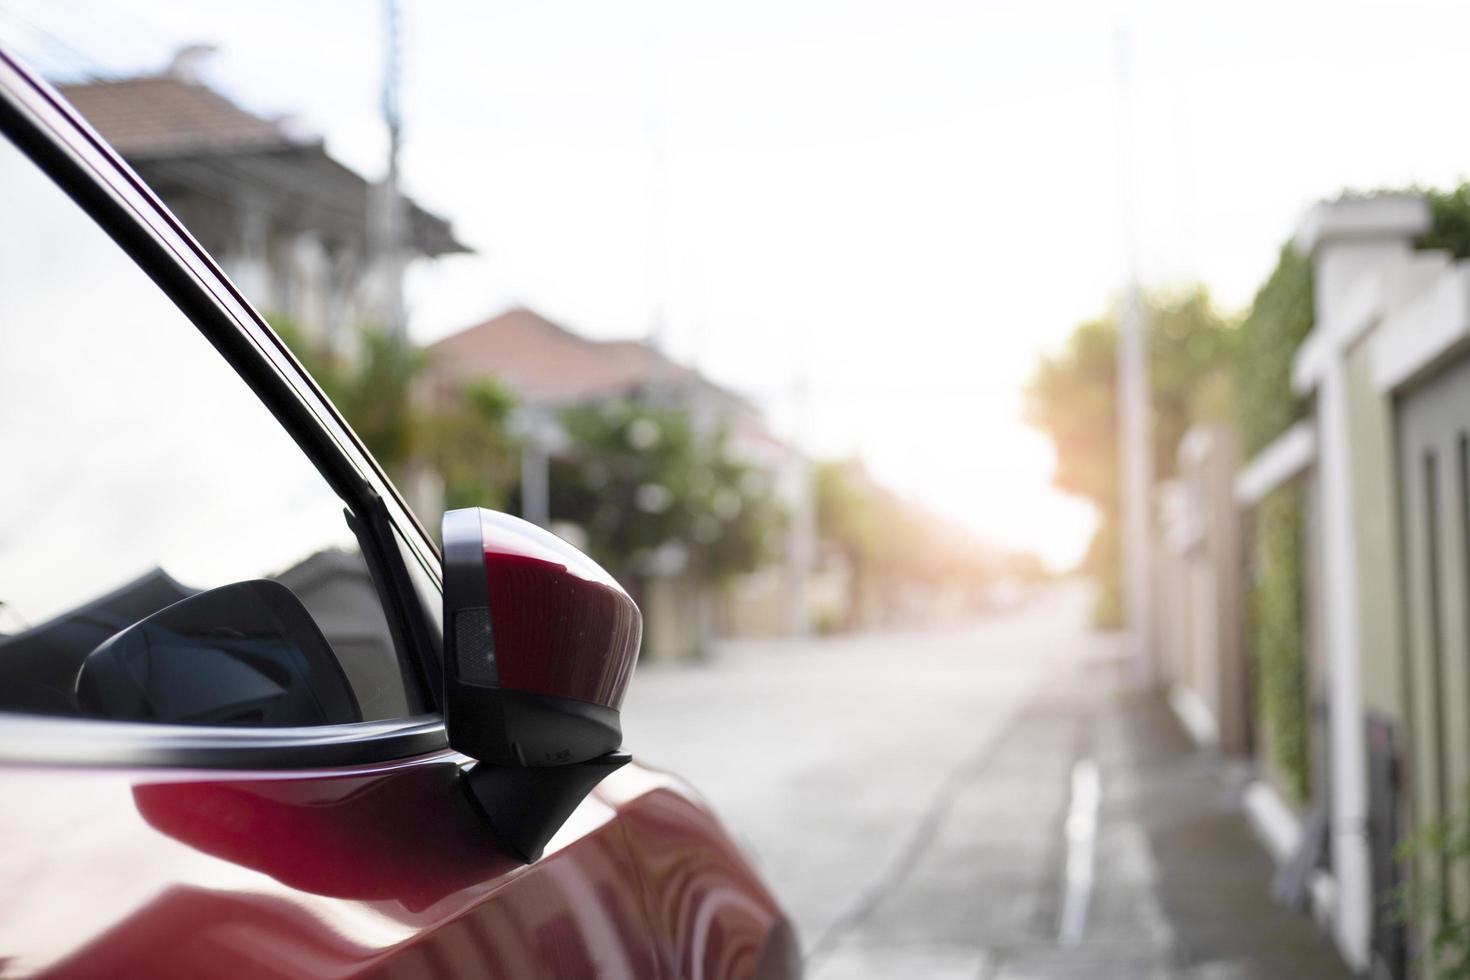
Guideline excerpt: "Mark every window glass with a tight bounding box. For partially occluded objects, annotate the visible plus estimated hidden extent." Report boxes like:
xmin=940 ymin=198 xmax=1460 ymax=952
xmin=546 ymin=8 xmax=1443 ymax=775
xmin=0 ymin=131 xmax=425 ymax=724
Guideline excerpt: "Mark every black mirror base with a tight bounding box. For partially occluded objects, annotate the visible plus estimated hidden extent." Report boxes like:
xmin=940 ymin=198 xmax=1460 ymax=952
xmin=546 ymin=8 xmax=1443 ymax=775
xmin=462 ymin=751 xmax=632 ymax=864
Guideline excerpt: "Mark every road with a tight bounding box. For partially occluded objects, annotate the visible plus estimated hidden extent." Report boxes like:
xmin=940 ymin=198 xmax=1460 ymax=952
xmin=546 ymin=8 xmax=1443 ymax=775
xmin=624 ymin=584 xmax=1349 ymax=979
xmin=622 ymin=584 xmax=1151 ymax=978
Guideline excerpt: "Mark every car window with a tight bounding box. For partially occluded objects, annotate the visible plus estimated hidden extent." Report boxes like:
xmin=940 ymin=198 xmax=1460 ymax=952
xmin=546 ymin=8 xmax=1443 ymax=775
xmin=0 ymin=128 xmax=426 ymax=726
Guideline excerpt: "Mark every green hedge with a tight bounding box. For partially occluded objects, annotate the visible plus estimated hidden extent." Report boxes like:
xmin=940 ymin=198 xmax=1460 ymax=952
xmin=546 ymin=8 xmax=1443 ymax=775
xmin=1248 ymin=484 xmax=1312 ymax=804
xmin=1236 ymin=243 xmax=1314 ymax=457
xmin=1235 ymin=193 xmax=1470 ymax=803
xmin=1235 ymin=242 xmax=1315 ymax=802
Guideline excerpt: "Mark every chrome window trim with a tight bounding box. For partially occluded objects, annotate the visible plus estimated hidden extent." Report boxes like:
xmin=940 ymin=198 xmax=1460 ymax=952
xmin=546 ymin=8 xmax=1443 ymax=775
xmin=0 ymin=713 xmax=451 ymax=769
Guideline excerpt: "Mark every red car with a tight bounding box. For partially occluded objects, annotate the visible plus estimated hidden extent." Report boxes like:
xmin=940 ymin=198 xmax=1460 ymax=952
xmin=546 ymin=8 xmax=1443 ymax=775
xmin=0 ymin=45 xmax=797 ymax=980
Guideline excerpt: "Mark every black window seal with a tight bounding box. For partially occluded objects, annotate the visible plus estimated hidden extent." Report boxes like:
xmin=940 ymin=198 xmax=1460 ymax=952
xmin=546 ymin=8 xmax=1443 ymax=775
xmin=0 ymin=49 xmax=449 ymax=765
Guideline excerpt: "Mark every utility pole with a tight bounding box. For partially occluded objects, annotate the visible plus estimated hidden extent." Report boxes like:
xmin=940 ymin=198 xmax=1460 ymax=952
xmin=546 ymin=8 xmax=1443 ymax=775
xmin=1116 ymin=26 xmax=1154 ymax=685
xmin=787 ymin=362 xmax=814 ymax=638
xmin=374 ymin=0 xmax=408 ymax=340
xmin=643 ymin=18 xmax=669 ymax=399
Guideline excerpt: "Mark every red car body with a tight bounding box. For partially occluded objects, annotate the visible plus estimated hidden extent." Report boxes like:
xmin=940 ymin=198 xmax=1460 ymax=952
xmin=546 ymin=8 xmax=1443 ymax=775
xmin=0 ymin=46 xmax=796 ymax=980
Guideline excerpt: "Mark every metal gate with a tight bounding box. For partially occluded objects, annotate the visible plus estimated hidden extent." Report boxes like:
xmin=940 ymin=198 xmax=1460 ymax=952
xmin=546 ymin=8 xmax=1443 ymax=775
xmin=1396 ymin=355 xmax=1470 ymax=974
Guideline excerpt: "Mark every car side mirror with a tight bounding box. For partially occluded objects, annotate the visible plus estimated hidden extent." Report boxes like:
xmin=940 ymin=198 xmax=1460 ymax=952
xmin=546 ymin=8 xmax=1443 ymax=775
xmin=442 ymin=508 xmax=641 ymax=862
xmin=75 ymin=579 xmax=360 ymax=726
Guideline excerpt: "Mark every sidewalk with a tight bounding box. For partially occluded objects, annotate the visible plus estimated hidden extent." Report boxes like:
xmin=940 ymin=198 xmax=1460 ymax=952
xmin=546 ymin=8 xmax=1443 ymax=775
xmin=810 ymin=648 xmax=1350 ymax=979
xmin=996 ymin=656 xmax=1351 ymax=979
xmin=1091 ymin=679 xmax=1349 ymax=980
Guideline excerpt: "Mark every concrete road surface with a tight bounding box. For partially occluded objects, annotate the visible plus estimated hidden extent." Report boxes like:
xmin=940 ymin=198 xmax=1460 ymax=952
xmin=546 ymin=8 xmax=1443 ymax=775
xmin=621 ymin=584 xmax=1348 ymax=980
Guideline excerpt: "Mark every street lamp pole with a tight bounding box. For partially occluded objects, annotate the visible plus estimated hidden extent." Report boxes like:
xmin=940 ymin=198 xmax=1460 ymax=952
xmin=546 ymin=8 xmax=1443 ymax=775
xmin=1116 ymin=26 xmax=1153 ymax=684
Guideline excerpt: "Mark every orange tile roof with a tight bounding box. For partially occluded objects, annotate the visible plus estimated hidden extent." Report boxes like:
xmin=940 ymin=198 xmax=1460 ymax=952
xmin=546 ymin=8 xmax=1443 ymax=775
xmin=429 ymin=307 xmax=724 ymax=405
xmin=58 ymin=74 xmax=298 ymax=158
xmin=55 ymin=73 xmax=468 ymax=256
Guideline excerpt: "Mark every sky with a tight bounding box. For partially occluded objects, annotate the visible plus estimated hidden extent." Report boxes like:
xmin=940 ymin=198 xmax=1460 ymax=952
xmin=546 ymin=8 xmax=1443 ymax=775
xmin=7 ymin=0 xmax=1470 ymax=569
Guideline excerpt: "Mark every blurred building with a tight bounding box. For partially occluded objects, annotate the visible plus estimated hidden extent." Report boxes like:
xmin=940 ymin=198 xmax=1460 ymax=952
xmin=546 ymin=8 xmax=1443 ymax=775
xmin=427 ymin=306 xmax=754 ymax=423
xmin=58 ymin=48 xmax=467 ymax=357
xmin=1155 ymin=193 xmax=1470 ymax=978
xmin=427 ymin=307 xmax=820 ymax=658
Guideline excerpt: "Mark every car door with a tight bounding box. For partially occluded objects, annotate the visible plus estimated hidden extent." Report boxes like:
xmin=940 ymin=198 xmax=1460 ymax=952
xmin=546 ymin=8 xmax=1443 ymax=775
xmin=0 ymin=49 xmax=663 ymax=979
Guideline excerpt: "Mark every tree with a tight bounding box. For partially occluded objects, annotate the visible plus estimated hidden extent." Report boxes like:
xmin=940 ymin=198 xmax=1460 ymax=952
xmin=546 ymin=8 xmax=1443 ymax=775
xmin=547 ymin=400 xmax=780 ymax=589
xmin=271 ymin=318 xmax=426 ymax=476
xmin=321 ymin=328 xmax=428 ymax=476
xmin=813 ymin=460 xmax=893 ymax=624
xmin=813 ymin=458 xmax=1011 ymax=628
xmin=272 ymin=318 xmax=520 ymax=508
xmin=432 ymin=379 xmax=519 ymax=511
xmin=1025 ymin=287 xmax=1236 ymax=626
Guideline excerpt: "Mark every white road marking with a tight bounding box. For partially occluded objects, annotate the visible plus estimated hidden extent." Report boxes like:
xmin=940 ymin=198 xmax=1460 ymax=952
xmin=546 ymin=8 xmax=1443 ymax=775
xmin=1058 ymin=757 xmax=1101 ymax=946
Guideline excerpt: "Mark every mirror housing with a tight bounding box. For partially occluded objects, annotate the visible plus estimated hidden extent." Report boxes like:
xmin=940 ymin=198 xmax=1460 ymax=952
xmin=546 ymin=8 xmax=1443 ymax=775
xmin=441 ymin=508 xmax=641 ymax=768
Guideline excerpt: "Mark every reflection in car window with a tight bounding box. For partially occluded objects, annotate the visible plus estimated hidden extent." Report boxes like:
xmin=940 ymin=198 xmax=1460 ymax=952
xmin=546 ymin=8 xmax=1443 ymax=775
xmin=0 ymin=131 xmax=424 ymax=725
